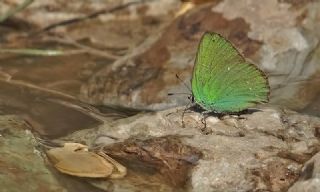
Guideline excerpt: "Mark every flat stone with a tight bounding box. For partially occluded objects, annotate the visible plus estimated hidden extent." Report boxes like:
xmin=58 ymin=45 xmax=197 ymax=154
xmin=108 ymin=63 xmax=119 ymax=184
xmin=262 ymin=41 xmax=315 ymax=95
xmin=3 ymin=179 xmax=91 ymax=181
xmin=63 ymin=106 xmax=320 ymax=191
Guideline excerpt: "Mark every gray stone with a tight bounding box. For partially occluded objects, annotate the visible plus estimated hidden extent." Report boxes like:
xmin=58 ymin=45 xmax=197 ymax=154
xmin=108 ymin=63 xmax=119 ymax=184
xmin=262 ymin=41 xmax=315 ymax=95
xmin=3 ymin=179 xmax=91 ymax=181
xmin=288 ymin=152 xmax=320 ymax=192
xmin=63 ymin=106 xmax=320 ymax=191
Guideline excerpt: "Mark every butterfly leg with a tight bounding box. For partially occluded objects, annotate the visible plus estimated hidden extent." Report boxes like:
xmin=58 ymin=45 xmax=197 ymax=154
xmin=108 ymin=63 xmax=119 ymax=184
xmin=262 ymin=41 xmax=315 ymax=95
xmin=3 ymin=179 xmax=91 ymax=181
xmin=181 ymin=107 xmax=187 ymax=128
xmin=199 ymin=111 xmax=212 ymax=134
xmin=181 ymin=103 xmax=196 ymax=128
xmin=229 ymin=110 xmax=247 ymax=120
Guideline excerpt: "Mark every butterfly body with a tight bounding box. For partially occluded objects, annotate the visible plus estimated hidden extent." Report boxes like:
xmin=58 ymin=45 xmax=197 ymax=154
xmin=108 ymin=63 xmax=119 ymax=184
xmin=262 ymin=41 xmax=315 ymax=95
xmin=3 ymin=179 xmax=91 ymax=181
xmin=191 ymin=32 xmax=270 ymax=113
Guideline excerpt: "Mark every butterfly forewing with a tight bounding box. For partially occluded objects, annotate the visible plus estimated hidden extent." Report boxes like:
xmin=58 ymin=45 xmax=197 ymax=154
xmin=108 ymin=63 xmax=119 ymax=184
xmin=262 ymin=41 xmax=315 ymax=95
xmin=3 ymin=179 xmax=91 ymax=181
xmin=191 ymin=32 xmax=269 ymax=113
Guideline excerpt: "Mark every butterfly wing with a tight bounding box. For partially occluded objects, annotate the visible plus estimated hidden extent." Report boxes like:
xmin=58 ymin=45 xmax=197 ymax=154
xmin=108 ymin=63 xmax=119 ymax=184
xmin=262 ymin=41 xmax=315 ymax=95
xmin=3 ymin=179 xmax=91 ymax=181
xmin=191 ymin=32 xmax=269 ymax=113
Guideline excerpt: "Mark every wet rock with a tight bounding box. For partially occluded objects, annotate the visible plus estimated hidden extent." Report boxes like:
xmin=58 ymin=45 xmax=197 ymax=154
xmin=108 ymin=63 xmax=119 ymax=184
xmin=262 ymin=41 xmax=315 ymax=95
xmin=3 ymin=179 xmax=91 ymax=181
xmin=47 ymin=135 xmax=201 ymax=192
xmin=0 ymin=115 xmax=66 ymax=191
xmin=0 ymin=0 xmax=177 ymax=102
xmin=0 ymin=80 xmax=102 ymax=139
xmin=102 ymin=136 xmax=202 ymax=187
xmin=62 ymin=106 xmax=320 ymax=191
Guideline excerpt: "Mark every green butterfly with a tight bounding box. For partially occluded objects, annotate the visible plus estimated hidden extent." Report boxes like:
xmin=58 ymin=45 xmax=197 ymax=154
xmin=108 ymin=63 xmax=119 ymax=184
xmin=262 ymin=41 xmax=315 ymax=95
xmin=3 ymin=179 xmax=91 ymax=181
xmin=191 ymin=32 xmax=270 ymax=113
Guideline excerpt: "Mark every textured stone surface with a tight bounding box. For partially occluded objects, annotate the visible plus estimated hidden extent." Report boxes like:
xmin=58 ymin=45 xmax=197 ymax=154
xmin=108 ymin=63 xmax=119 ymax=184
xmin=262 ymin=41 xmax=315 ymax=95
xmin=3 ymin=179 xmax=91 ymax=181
xmin=80 ymin=0 xmax=320 ymax=114
xmin=63 ymin=106 xmax=320 ymax=191
xmin=0 ymin=115 xmax=66 ymax=192
xmin=1 ymin=106 xmax=319 ymax=191
xmin=1 ymin=1 xmax=320 ymax=191
xmin=288 ymin=152 xmax=320 ymax=192
xmin=1 ymin=0 xmax=319 ymax=115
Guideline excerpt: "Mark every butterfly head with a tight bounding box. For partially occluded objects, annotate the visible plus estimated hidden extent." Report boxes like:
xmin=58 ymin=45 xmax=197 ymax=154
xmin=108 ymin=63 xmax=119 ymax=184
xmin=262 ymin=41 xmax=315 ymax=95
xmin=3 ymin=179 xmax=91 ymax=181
xmin=188 ymin=95 xmax=195 ymax=103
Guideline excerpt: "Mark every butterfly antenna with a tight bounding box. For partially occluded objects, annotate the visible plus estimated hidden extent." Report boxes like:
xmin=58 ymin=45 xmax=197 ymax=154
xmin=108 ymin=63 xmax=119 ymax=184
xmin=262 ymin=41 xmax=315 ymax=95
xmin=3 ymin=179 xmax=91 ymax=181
xmin=175 ymin=74 xmax=192 ymax=93
xmin=167 ymin=74 xmax=192 ymax=96
xmin=168 ymin=92 xmax=190 ymax=96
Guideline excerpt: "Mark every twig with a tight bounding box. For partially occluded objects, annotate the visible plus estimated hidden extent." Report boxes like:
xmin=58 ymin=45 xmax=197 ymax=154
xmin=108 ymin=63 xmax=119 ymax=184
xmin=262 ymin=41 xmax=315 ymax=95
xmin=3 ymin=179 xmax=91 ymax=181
xmin=0 ymin=48 xmax=85 ymax=56
xmin=38 ymin=0 xmax=144 ymax=33
xmin=0 ymin=79 xmax=77 ymax=100
xmin=42 ymin=35 xmax=120 ymax=60
xmin=0 ymin=0 xmax=34 ymax=23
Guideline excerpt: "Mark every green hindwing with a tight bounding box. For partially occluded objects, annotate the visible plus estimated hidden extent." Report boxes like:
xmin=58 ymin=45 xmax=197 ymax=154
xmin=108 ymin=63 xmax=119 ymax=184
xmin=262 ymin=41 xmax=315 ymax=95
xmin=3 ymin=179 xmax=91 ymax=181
xmin=191 ymin=32 xmax=269 ymax=113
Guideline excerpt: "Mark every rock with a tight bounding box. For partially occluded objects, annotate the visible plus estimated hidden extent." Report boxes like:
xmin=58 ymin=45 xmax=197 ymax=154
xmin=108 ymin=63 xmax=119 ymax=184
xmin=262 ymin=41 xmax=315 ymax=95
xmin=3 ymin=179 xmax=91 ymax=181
xmin=1 ymin=1 xmax=320 ymax=191
xmin=0 ymin=0 xmax=178 ymax=106
xmin=0 ymin=115 xmax=113 ymax=192
xmin=79 ymin=0 xmax=320 ymax=116
xmin=0 ymin=115 xmax=66 ymax=192
xmin=0 ymin=80 xmax=102 ymax=139
xmin=0 ymin=0 xmax=179 ymax=29
xmin=1 ymin=0 xmax=319 ymax=115
xmin=1 ymin=95 xmax=318 ymax=191
xmin=62 ymin=106 xmax=320 ymax=191
xmin=288 ymin=152 xmax=320 ymax=192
